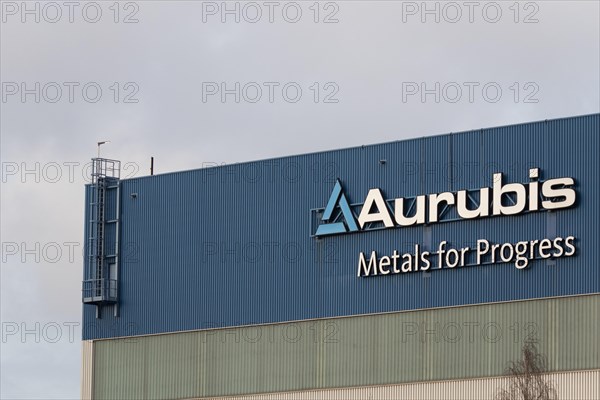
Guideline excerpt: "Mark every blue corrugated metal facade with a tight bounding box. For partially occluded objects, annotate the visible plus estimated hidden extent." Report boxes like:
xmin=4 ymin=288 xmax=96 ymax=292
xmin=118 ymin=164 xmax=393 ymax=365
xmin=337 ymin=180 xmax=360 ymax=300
xmin=82 ymin=114 xmax=600 ymax=340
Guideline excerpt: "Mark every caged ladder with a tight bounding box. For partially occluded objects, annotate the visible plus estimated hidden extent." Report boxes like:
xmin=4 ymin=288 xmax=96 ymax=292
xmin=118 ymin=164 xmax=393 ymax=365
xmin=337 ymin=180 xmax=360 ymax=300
xmin=82 ymin=158 xmax=121 ymax=318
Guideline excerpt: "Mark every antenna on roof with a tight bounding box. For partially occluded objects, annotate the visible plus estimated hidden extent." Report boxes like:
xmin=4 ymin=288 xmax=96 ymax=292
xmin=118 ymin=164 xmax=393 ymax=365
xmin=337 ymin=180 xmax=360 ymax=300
xmin=151 ymin=156 xmax=154 ymax=176
xmin=97 ymin=141 xmax=111 ymax=158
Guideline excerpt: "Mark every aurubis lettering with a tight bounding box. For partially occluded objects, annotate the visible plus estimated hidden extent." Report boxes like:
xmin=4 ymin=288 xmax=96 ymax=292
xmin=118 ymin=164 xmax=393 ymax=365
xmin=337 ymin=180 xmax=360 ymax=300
xmin=316 ymin=167 xmax=576 ymax=236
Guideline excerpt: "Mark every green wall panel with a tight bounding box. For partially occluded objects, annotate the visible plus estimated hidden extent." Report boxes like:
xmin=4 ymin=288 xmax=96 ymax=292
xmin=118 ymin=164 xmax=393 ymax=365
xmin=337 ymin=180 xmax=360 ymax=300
xmin=92 ymin=295 xmax=600 ymax=399
xmin=94 ymin=337 xmax=147 ymax=399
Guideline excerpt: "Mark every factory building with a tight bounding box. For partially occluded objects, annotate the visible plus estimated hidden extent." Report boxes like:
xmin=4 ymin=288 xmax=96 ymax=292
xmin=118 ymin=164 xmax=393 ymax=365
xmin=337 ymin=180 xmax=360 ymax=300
xmin=81 ymin=113 xmax=599 ymax=399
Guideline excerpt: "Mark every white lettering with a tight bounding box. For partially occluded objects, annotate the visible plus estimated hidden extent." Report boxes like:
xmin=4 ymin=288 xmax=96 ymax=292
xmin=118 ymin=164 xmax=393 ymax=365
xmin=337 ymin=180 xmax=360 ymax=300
xmin=357 ymin=188 xmax=394 ymax=228
xmin=358 ymin=251 xmax=378 ymax=276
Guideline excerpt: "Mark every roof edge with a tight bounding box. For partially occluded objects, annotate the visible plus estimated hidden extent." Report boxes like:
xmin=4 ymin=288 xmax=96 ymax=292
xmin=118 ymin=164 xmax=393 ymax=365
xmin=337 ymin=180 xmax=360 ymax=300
xmin=118 ymin=113 xmax=599 ymax=183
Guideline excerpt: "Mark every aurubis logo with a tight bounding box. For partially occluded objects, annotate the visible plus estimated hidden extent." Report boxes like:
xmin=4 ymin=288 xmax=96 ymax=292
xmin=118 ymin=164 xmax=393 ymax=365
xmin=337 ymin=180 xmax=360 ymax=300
xmin=314 ymin=168 xmax=576 ymax=237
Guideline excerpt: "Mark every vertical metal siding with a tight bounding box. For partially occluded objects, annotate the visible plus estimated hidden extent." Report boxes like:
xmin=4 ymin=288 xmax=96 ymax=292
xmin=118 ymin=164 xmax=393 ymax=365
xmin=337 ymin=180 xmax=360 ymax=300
xmin=91 ymin=295 xmax=600 ymax=399
xmin=82 ymin=114 xmax=600 ymax=340
xmin=202 ymin=370 xmax=600 ymax=400
xmin=93 ymin=337 xmax=147 ymax=399
xmin=80 ymin=340 xmax=93 ymax=400
xmin=144 ymin=333 xmax=200 ymax=399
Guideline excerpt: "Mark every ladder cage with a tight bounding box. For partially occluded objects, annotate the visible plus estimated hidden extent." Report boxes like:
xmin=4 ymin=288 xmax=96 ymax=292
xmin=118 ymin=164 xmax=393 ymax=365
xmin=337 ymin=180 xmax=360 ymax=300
xmin=83 ymin=158 xmax=121 ymax=307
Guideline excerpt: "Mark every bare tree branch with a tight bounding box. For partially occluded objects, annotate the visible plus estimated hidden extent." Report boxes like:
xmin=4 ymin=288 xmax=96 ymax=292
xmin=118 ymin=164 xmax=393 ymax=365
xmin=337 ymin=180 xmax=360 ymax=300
xmin=495 ymin=341 xmax=557 ymax=400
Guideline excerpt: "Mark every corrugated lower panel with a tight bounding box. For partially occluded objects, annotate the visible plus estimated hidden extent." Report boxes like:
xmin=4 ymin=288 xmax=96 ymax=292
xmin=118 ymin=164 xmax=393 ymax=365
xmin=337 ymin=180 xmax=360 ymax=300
xmin=80 ymin=340 xmax=94 ymax=400
xmin=91 ymin=295 xmax=600 ymax=399
xmin=202 ymin=370 xmax=600 ymax=400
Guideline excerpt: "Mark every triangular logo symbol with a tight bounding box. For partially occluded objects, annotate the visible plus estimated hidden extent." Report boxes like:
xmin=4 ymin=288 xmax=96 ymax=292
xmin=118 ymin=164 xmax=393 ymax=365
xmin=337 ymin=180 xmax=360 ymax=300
xmin=315 ymin=179 xmax=359 ymax=236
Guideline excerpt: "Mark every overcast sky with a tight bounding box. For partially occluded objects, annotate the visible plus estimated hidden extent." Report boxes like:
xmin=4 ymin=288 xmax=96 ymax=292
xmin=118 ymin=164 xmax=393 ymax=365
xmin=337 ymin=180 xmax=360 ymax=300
xmin=1 ymin=0 xmax=599 ymax=398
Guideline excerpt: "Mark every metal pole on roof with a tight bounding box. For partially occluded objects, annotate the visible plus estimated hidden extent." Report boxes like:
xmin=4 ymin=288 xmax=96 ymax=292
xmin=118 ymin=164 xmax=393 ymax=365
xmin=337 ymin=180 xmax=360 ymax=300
xmin=97 ymin=141 xmax=110 ymax=158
